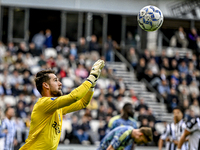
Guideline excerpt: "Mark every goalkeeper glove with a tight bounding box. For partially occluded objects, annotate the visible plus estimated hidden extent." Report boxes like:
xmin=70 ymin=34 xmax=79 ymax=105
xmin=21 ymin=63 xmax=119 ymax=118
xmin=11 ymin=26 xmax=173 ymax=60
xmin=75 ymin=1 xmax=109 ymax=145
xmin=87 ymin=59 xmax=105 ymax=87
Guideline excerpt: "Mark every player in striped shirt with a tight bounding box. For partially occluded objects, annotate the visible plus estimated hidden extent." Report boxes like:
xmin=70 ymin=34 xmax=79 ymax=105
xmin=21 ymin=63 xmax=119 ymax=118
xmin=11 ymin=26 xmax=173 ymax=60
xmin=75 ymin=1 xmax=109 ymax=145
xmin=158 ymin=107 xmax=188 ymax=150
xmin=177 ymin=117 xmax=200 ymax=150
xmin=97 ymin=126 xmax=152 ymax=150
xmin=20 ymin=59 xmax=105 ymax=150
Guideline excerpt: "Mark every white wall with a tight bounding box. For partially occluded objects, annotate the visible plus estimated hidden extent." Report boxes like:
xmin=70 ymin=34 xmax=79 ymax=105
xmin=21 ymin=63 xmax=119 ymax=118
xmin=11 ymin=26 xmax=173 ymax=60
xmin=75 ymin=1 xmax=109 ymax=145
xmin=1 ymin=0 xmax=194 ymax=18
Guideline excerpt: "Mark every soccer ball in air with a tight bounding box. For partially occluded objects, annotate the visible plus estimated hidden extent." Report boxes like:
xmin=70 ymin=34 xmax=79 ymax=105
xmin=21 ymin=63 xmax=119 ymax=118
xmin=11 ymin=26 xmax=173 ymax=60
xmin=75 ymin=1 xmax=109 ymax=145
xmin=137 ymin=5 xmax=164 ymax=32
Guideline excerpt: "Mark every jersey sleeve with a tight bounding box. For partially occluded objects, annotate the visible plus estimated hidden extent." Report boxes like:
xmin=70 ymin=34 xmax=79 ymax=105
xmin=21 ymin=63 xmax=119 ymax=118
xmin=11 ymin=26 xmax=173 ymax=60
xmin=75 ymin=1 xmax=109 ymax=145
xmin=62 ymin=89 xmax=94 ymax=115
xmin=1 ymin=120 xmax=6 ymax=130
xmin=131 ymin=120 xmax=138 ymax=129
xmin=40 ymin=81 xmax=92 ymax=113
xmin=110 ymin=128 xmax=132 ymax=149
xmin=185 ymin=118 xmax=200 ymax=132
xmin=160 ymin=124 xmax=170 ymax=140
xmin=108 ymin=116 xmax=120 ymax=129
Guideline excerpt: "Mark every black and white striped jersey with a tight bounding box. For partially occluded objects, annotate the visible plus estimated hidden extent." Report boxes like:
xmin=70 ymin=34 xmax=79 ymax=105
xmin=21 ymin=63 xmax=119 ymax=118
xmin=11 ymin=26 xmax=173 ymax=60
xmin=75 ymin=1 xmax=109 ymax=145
xmin=185 ymin=117 xmax=200 ymax=150
xmin=160 ymin=119 xmax=188 ymax=150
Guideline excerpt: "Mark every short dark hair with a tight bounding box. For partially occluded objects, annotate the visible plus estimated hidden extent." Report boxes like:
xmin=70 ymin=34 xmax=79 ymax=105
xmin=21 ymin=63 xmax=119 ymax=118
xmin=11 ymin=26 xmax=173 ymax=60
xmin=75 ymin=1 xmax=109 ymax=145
xmin=139 ymin=127 xmax=153 ymax=142
xmin=4 ymin=106 xmax=14 ymax=114
xmin=34 ymin=69 xmax=55 ymax=94
xmin=123 ymin=103 xmax=132 ymax=111
xmin=173 ymin=106 xmax=184 ymax=115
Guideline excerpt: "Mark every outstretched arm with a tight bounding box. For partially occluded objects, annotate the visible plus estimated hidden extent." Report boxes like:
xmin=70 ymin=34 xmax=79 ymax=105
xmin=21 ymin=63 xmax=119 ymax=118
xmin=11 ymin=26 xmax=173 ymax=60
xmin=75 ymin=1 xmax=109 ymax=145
xmin=62 ymin=88 xmax=94 ymax=115
xmin=42 ymin=80 xmax=92 ymax=113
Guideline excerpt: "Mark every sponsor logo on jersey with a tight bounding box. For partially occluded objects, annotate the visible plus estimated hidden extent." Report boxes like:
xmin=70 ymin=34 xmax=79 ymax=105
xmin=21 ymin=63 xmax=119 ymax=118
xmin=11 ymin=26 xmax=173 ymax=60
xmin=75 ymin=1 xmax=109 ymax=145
xmin=52 ymin=121 xmax=60 ymax=134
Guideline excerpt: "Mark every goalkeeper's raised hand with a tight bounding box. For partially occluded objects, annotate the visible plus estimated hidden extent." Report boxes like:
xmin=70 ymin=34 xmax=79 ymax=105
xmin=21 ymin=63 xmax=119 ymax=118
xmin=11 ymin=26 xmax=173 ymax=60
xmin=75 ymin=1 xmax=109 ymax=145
xmin=87 ymin=59 xmax=105 ymax=87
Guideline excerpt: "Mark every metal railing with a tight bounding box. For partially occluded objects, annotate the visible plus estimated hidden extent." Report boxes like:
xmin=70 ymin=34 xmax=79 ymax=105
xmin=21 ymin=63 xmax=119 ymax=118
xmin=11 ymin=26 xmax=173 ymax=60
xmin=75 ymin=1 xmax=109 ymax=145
xmin=141 ymin=78 xmax=164 ymax=103
xmin=112 ymin=48 xmax=164 ymax=103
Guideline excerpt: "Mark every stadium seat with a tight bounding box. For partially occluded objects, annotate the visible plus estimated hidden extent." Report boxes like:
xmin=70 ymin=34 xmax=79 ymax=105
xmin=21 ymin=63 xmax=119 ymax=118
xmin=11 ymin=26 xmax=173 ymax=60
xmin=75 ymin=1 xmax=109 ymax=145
xmin=30 ymin=66 xmax=41 ymax=75
xmin=62 ymin=77 xmax=74 ymax=88
xmin=44 ymin=48 xmax=57 ymax=59
xmin=155 ymin=122 xmax=166 ymax=134
xmin=3 ymin=95 xmax=16 ymax=106
xmin=90 ymin=120 xmax=100 ymax=133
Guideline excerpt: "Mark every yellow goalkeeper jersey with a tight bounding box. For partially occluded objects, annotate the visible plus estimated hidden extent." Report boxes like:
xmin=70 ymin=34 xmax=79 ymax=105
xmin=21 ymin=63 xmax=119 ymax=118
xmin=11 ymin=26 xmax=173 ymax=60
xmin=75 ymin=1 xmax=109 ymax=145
xmin=20 ymin=81 xmax=93 ymax=150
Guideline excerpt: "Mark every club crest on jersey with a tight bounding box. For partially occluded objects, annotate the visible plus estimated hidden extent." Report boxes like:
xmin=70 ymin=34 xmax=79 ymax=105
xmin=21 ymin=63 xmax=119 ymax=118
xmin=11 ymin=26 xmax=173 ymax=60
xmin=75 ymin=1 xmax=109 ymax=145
xmin=51 ymin=97 xmax=57 ymax=100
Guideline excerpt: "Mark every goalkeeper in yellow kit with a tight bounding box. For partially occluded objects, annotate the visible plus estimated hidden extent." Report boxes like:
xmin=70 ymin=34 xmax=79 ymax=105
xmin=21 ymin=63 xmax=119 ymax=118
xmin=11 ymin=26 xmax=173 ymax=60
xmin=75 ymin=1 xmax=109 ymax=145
xmin=20 ymin=59 xmax=105 ymax=150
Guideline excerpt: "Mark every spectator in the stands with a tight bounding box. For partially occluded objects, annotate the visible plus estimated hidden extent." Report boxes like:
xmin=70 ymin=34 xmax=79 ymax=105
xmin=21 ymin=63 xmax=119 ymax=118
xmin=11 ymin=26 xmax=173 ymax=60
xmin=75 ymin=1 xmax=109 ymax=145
xmin=16 ymin=100 xmax=27 ymax=118
xmin=75 ymin=63 xmax=88 ymax=80
xmin=160 ymin=58 xmax=171 ymax=76
xmin=46 ymin=56 xmax=56 ymax=68
xmin=77 ymin=37 xmax=88 ymax=54
xmin=137 ymin=107 xmax=148 ymax=123
xmin=169 ymin=77 xmax=179 ymax=92
xmin=166 ymin=88 xmax=179 ymax=112
xmin=147 ymin=58 xmax=159 ymax=75
xmin=29 ymin=43 xmax=38 ymax=57
xmin=144 ymin=69 xmax=156 ymax=83
xmin=189 ymin=99 xmax=200 ymax=117
xmin=70 ymin=43 xmax=78 ymax=59
xmin=136 ymin=58 xmax=146 ymax=81
xmin=187 ymin=70 xmax=200 ymax=85
xmin=44 ymin=29 xmax=53 ymax=48
xmin=89 ymin=35 xmax=99 ymax=53
xmin=68 ymin=54 xmax=77 ymax=69
xmin=24 ymin=53 xmax=36 ymax=67
xmin=142 ymin=49 xmax=151 ymax=63
xmin=97 ymin=94 xmax=108 ymax=109
xmin=105 ymin=35 xmax=114 ymax=62
xmin=170 ymin=59 xmax=178 ymax=71
xmin=158 ymin=79 xmax=170 ymax=100
xmin=189 ymin=81 xmax=199 ymax=97
xmin=97 ymin=105 xmax=107 ymax=121
xmin=139 ymin=117 xmax=149 ymax=128
xmin=107 ymin=94 xmax=117 ymax=112
xmin=17 ymin=41 xmax=28 ymax=54
xmin=182 ymin=99 xmax=190 ymax=113
xmin=37 ymin=54 xmax=46 ymax=67
xmin=129 ymin=89 xmax=138 ymax=105
xmin=125 ymin=31 xmax=136 ymax=46
xmin=135 ymin=98 xmax=148 ymax=112
xmin=2 ymin=51 xmax=14 ymax=65
xmin=171 ymin=26 xmax=188 ymax=48
xmin=127 ymin=47 xmax=138 ymax=69
xmin=55 ymin=37 xmax=70 ymax=56
xmin=159 ymin=68 xmax=167 ymax=81
xmin=56 ymin=54 xmax=68 ymax=69
xmin=7 ymin=42 xmax=17 ymax=54
xmin=188 ymin=61 xmax=195 ymax=74
xmin=157 ymin=50 xmax=167 ymax=67
xmin=32 ymin=30 xmax=46 ymax=52
xmin=147 ymin=109 xmax=156 ymax=123
xmin=178 ymin=61 xmax=188 ymax=74
xmin=188 ymin=27 xmax=198 ymax=50
xmin=178 ymin=80 xmax=190 ymax=95
xmin=71 ymin=115 xmax=90 ymax=145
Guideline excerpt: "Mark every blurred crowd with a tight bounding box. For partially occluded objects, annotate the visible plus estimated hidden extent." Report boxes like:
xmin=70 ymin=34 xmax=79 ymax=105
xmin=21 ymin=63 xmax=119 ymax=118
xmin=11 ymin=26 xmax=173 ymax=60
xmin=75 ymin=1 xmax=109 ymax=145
xmin=0 ymin=26 xmax=199 ymax=149
xmin=128 ymin=27 xmax=200 ymax=120
xmin=0 ymin=29 xmax=158 ymax=149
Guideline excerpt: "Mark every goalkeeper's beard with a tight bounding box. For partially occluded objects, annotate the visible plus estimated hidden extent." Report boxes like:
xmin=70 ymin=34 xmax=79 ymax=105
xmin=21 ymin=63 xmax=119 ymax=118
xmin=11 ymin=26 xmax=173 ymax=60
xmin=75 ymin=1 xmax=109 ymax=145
xmin=51 ymin=89 xmax=63 ymax=97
